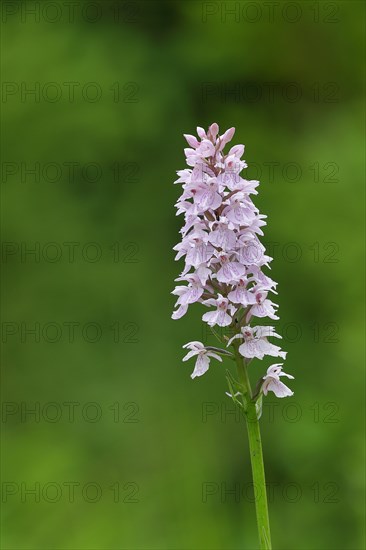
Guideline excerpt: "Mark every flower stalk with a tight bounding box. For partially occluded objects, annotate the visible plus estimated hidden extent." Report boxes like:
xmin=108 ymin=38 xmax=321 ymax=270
xmin=245 ymin=402 xmax=272 ymax=550
xmin=234 ymin=343 xmax=271 ymax=550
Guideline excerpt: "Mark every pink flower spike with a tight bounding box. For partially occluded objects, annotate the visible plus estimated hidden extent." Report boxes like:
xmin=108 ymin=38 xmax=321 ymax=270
xmin=172 ymin=124 xmax=295 ymax=550
xmin=172 ymin=123 xmax=292 ymax=392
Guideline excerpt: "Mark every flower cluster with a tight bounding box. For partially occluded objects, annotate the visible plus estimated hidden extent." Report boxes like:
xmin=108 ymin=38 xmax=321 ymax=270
xmin=172 ymin=123 xmax=293 ymax=398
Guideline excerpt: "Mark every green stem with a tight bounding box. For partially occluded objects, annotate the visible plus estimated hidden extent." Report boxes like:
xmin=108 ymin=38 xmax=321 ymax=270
xmin=234 ymin=347 xmax=272 ymax=550
xmin=245 ymin=403 xmax=272 ymax=549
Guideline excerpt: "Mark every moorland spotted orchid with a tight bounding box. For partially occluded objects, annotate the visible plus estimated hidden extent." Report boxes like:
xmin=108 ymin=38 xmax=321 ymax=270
xmin=171 ymin=123 xmax=294 ymax=549
xmin=171 ymin=123 xmax=293 ymax=396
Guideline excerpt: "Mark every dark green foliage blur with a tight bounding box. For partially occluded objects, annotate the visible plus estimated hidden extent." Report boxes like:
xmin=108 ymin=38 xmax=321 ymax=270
xmin=1 ymin=1 xmax=364 ymax=548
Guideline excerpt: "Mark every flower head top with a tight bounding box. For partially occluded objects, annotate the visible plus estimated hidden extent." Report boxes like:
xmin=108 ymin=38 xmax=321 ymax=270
xmin=172 ymin=124 xmax=293 ymax=398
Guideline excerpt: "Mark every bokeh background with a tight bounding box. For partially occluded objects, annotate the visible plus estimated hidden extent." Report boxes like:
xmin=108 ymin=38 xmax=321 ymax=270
xmin=1 ymin=1 xmax=365 ymax=549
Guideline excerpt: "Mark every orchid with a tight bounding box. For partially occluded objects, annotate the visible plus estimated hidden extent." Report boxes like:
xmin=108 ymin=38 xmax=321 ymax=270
xmin=202 ymin=294 xmax=236 ymax=327
xmin=227 ymin=326 xmax=287 ymax=361
xmin=262 ymin=364 xmax=294 ymax=398
xmin=172 ymin=123 xmax=294 ymax=550
xmin=182 ymin=341 xmax=223 ymax=379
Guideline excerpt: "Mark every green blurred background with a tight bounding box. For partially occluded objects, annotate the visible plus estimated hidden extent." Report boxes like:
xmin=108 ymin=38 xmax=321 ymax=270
xmin=1 ymin=1 xmax=365 ymax=548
